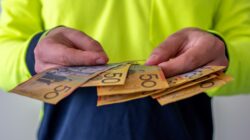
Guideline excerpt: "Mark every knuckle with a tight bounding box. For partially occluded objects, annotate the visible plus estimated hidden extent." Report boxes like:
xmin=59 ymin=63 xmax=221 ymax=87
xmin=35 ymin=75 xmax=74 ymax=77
xmin=211 ymin=37 xmax=226 ymax=56
xmin=50 ymin=26 xmax=68 ymax=34
xmin=70 ymin=30 xmax=85 ymax=38
xmin=89 ymin=39 xmax=102 ymax=48
xmin=40 ymin=38 xmax=55 ymax=46
xmin=166 ymin=34 xmax=181 ymax=42
xmin=74 ymin=30 xmax=83 ymax=36
xmin=64 ymin=29 xmax=83 ymax=39
xmin=167 ymin=32 xmax=186 ymax=42
xmin=35 ymin=39 xmax=54 ymax=61
xmin=61 ymin=27 xmax=74 ymax=33
xmin=215 ymin=39 xmax=225 ymax=51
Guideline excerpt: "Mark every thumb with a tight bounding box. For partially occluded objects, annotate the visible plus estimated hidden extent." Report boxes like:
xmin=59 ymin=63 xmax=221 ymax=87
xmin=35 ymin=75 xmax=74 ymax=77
xmin=40 ymin=43 xmax=109 ymax=66
xmin=146 ymin=35 xmax=185 ymax=65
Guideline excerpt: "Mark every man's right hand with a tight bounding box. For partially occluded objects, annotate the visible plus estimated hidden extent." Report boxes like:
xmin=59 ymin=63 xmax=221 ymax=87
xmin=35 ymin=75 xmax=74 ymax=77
xmin=34 ymin=27 xmax=109 ymax=73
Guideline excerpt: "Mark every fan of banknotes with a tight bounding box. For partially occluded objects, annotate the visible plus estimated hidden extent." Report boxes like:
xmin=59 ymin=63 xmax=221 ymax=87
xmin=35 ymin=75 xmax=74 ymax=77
xmin=10 ymin=61 xmax=232 ymax=106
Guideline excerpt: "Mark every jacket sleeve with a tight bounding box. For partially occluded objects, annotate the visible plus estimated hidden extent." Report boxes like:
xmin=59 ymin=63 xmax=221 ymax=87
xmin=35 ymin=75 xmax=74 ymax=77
xmin=207 ymin=0 xmax=250 ymax=96
xmin=0 ymin=0 xmax=44 ymax=91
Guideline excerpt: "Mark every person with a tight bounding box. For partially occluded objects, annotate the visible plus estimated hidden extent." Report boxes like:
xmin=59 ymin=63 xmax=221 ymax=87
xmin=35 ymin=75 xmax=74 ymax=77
xmin=0 ymin=0 xmax=250 ymax=140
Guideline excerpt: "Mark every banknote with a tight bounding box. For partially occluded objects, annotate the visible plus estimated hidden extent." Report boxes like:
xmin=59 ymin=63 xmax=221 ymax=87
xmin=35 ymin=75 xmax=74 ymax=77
xmin=97 ymin=90 xmax=162 ymax=106
xmin=156 ymin=73 xmax=232 ymax=106
xmin=151 ymin=73 xmax=218 ymax=99
xmin=97 ymin=72 xmax=230 ymax=106
xmin=97 ymin=65 xmax=169 ymax=96
xmin=82 ymin=63 xmax=131 ymax=87
xmin=97 ymin=73 xmax=219 ymax=106
xmin=166 ymin=66 xmax=225 ymax=87
xmin=10 ymin=64 xmax=121 ymax=104
xmin=10 ymin=62 xmax=231 ymax=106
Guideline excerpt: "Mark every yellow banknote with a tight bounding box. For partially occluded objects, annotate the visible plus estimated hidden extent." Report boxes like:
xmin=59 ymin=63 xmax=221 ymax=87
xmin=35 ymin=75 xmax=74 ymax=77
xmin=97 ymin=90 xmax=162 ymax=106
xmin=167 ymin=66 xmax=225 ymax=87
xmin=151 ymin=73 xmax=218 ymax=99
xmin=156 ymin=73 xmax=232 ymax=106
xmin=11 ymin=64 xmax=121 ymax=104
xmin=82 ymin=64 xmax=131 ymax=87
xmin=97 ymin=65 xmax=169 ymax=96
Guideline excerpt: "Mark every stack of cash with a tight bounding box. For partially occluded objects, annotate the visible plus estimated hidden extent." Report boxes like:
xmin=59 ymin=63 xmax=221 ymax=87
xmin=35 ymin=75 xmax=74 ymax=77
xmin=10 ymin=62 xmax=232 ymax=106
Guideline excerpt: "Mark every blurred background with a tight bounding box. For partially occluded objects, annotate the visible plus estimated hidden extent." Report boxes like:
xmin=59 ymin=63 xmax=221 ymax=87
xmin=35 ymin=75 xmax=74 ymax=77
xmin=1 ymin=90 xmax=250 ymax=140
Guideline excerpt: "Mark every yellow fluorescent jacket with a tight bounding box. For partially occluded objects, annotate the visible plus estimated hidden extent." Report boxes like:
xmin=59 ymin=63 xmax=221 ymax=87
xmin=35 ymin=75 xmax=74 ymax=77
xmin=0 ymin=0 xmax=250 ymax=96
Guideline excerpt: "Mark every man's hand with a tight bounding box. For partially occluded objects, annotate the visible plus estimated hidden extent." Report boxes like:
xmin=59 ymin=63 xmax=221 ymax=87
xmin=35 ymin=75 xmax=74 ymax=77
xmin=34 ymin=27 xmax=109 ymax=73
xmin=146 ymin=28 xmax=228 ymax=77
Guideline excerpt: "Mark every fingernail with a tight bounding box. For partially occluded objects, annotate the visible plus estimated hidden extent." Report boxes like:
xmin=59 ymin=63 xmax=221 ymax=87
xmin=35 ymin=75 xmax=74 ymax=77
xmin=146 ymin=55 xmax=157 ymax=65
xmin=96 ymin=58 xmax=106 ymax=65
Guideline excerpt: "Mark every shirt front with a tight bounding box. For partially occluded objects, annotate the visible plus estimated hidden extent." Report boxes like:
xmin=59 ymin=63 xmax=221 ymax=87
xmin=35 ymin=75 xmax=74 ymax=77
xmin=40 ymin=0 xmax=217 ymax=63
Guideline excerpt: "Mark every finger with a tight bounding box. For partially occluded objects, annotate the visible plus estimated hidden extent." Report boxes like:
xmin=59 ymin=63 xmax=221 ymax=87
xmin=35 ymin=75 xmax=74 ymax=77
xmin=61 ymin=27 xmax=105 ymax=52
xmin=37 ymin=42 xmax=108 ymax=66
xmin=146 ymin=34 xmax=186 ymax=65
xmin=158 ymin=48 xmax=213 ymax=77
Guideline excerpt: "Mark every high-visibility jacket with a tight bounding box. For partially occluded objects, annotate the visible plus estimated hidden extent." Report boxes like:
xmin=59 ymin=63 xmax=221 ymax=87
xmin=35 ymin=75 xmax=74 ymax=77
xmin=0 ymin=1 xmax=250 ymax=94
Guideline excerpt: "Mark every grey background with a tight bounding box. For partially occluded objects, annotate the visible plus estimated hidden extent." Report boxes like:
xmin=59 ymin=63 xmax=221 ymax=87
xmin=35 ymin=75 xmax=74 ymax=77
xmin=1 ymin=90 xmax=250 ymax=140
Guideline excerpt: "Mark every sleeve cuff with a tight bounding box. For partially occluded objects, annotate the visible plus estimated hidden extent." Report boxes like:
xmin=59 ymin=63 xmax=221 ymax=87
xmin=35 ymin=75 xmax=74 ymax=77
xmin=26 ymin=32 xmax=44 ymax=76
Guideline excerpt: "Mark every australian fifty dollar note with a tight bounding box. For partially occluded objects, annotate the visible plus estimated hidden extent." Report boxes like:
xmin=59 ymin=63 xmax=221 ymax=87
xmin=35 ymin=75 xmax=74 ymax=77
xmin=10 ymin=64 xmax=121 ymax=104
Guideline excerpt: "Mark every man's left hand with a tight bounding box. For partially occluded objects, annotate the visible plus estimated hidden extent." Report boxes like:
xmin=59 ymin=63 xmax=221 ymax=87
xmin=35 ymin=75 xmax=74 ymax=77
xmin=146 ymin=28 xmax=228 ymax=77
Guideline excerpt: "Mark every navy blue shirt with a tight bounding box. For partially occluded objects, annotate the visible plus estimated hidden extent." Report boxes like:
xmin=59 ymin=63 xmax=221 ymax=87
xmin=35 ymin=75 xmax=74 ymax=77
xmin=38 ymin=88 xmax=213 ymax=140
